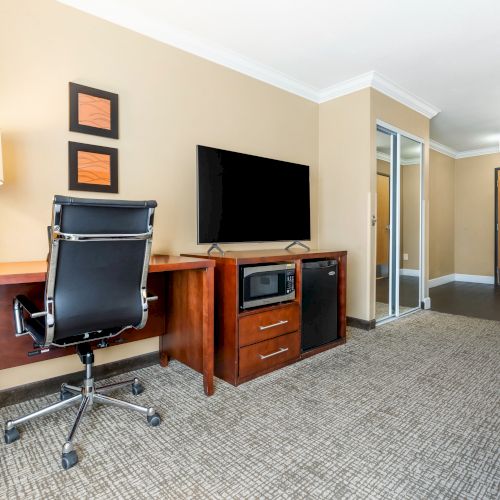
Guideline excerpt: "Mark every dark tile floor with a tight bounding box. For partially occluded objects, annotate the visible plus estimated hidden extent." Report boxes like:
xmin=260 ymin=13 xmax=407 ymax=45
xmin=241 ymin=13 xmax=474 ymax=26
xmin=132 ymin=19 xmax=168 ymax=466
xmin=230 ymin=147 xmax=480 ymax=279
xmin=376 ymin=276 xmax=420 ymax=308
xmin=377 ymin=278 xmax=500 ymax=322
xmin=430 ymin=281 xmax=500 ymax=322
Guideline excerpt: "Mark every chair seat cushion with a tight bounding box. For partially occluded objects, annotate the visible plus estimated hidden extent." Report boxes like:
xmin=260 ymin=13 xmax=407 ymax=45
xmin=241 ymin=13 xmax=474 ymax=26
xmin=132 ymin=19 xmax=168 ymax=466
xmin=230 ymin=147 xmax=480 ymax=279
xmin=22 ymin=311 xmax=125 ymax=347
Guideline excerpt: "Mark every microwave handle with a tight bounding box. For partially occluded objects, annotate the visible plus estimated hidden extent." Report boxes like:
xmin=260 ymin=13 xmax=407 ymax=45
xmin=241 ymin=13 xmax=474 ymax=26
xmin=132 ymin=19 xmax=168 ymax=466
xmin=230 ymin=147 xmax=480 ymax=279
xmin=243 ymin=263 xmax=294 ymax=278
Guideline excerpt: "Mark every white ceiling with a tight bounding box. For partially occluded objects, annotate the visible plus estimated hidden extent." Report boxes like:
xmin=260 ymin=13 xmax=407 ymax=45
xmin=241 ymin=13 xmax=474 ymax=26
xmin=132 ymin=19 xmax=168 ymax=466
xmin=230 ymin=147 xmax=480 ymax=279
xmin=59 ymin=0 xmax=500 ymax=154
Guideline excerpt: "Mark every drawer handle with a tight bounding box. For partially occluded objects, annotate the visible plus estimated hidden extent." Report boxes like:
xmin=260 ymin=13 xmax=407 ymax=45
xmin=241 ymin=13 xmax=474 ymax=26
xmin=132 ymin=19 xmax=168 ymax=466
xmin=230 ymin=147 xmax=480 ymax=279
xmin=259 ymin=347 xmax=289 ymax=360
xmin=259 ymin=320 xmax=288 ymax=331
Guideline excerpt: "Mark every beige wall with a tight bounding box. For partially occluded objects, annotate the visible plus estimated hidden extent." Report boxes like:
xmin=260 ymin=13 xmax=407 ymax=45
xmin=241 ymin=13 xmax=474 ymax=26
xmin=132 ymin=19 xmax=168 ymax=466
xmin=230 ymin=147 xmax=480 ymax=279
xmin=0 ymin=0 xmax=439 ymax=388
xmin=454 ymin=153 xmax=500 ymax=276
xmin=429 ymin=149 xmax=455 ymax=279
xmin=428 ymin=150 xmax=499 ymax=280
xmin=319 ymin=89 xmax=430 ymax=322
xmin=376 ymin=159 xmax=421 ymax=272
xmin=377 ymin=159 xmax=390 ymax=175
xmin=401 ymin=164 xmax=421 ymax=271
xmin=318 ymin=89 xmax=372 ymax=321
xmin=0 ymin=0 xmax=318 ymax=389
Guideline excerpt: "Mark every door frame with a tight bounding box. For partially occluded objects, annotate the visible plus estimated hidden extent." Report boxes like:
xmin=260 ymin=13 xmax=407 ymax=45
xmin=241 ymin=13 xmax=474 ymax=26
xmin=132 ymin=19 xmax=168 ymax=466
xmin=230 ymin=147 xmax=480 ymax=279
xmin=495 ymin=167 xmax=500 ymax=285
xmin=375 ymin=125 xmax=397 ymax=322
xmin=375 ymin=120 xmax=425 ymax=323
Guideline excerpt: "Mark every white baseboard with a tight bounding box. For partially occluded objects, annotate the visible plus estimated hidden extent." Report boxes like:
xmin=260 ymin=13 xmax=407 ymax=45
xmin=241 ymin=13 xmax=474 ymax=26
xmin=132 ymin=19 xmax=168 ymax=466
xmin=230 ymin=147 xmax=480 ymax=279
xmin=455 ymin=274 xmax=495 ymax=284
xmin=422 ymin=297 xmax=431 ymax=309
xmin=429 ymin=274 xmax=455 ymax=288
xmin=400 ymin=268 xmax=420 ymax=277
xmin=429 ymin=273 xmax=495 ymax=288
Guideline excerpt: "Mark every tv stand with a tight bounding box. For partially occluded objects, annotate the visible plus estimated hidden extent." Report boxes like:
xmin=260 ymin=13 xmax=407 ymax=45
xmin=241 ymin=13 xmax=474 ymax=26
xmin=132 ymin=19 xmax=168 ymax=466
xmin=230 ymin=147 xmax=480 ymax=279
xmin=285 ymin=241 xmax=310 ymax=251
xmin=182 ymin=249 xmax=347 ymax=386
xmin=207 ymin=243 xmax=225 ymax=255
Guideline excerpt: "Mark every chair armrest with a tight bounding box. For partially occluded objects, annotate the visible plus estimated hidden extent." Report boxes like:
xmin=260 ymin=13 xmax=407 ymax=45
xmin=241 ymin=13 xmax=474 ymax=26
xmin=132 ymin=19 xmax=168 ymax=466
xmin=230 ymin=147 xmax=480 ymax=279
xmin=13 ymin=295 xmax=44 ymax=336
xmin=14 ymin=295 xmax=47 ymax=318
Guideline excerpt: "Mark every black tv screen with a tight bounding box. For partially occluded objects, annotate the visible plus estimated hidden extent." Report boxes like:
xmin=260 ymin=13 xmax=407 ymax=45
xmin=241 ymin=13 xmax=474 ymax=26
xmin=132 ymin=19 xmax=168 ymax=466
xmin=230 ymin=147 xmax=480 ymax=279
xmin=197 ymin=145 xmax=310 ymax=244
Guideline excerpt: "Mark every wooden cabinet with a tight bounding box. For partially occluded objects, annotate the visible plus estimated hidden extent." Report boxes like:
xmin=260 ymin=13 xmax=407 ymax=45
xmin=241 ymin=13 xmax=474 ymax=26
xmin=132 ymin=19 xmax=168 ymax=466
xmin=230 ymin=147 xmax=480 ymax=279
xmin=239 ymin=331 xmax=300 ymax=379
xmin=239 ymin=302 xmax=299 ymax=347
xmin=183 ymin=249 xmax=347 ymax=386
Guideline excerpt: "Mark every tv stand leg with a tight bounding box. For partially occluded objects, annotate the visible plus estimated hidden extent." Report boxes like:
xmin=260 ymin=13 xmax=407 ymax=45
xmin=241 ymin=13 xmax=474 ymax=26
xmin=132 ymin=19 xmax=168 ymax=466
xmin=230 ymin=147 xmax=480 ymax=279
xmin=207 ymin=243 xmax=225 ymax=255
xmin=285 ymin=241 xmax=310 ymax=251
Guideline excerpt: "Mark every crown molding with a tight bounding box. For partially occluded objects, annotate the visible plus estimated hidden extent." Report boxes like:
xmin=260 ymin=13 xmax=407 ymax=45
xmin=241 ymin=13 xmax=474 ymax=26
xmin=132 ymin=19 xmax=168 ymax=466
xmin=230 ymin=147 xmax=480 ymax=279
xmin=58 ymin=1 xmax=442 ymax=119
xmin=430 ymin=140 xmax=500 ymax=160
xmin=430 ymin=140 xmax=458 ymax=159
xmin=318 ymin=71 xmax=440 ymax=119
xmin=376 ymin=152 xmax=391 ymax=163
xmin=58 ymin=0 xmax=319 ymax=101
xmin=376 ymin=151 xmax=419 ymax=165
xmin=371 ymin=72 xmax=440 ymax=119
xmin=317 ymin=72 xmax=374 ymax=103
xmin=455 ymin=146 xmax=499 ymax=159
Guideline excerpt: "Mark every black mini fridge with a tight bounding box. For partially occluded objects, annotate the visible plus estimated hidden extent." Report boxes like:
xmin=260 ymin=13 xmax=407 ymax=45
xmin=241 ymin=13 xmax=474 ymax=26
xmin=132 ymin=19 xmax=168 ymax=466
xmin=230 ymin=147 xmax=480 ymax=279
xmin=301 ymin=260 xmax=338 ymax=352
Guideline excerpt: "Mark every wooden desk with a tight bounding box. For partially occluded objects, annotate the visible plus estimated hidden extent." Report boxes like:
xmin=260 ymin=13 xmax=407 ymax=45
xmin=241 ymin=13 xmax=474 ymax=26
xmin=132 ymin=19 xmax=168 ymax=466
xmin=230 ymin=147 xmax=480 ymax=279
xmin=0 ymin=255 xmax=215 ymax=396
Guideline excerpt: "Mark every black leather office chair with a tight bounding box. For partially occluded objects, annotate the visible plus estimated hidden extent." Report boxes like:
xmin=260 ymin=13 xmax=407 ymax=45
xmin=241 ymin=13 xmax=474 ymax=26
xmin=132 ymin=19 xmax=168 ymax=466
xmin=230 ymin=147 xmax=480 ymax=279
xmin=4 ymin=195 xmax=161 ymax=470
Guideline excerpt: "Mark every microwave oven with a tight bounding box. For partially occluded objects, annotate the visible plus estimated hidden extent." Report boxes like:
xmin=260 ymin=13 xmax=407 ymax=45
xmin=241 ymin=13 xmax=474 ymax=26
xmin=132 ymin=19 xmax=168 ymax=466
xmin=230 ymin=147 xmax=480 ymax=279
xmin=239 ymin=262 xmax=295 ymax=310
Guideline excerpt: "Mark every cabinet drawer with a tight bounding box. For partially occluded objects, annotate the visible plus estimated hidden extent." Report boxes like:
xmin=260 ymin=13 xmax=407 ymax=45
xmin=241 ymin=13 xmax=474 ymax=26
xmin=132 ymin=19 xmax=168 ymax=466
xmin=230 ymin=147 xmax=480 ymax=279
xmin=239 ymin=303 xmax=299 ymax=347
xmin=239 ymin=331 xmax=300 ymax=379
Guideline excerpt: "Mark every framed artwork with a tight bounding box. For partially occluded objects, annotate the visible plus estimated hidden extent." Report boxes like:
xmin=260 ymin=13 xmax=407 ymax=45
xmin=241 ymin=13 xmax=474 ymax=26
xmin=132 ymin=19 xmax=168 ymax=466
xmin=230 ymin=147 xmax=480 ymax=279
xmin=69 ymin=82 xmax=119 ymax=139
xmin=68 ymin=141 xmax=118 ymax=193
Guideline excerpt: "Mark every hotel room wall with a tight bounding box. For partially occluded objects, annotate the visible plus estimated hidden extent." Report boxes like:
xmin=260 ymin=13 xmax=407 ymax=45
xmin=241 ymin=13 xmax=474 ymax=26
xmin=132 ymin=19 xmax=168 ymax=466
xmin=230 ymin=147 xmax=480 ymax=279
xmin=454 ymin=153 xmax=500 ymax=277
xmin=376 ymin=159 xmax=421 ymax=273
xmin=429 ymin=149 xmax=455 ymax=279
xmin=319 ymin=90 xmax=430 ymax=322
xmin=0 ymin=0 xmax=318 ymax=389
xmin=401 ymin=164 xmax=421 ymax=272
xmin=318 ymin=89 xmax=372 ymax=321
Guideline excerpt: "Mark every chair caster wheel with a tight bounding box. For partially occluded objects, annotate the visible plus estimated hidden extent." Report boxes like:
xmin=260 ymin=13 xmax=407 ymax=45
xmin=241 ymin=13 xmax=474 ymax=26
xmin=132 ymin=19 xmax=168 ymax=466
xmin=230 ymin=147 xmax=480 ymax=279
xmin=61 ymin=450 xmax=78 ymax=470
xmin=4 ymin=427 xmax=20 ymax=444
xmin=147 ymin=413 xmax=161 ymax=427
xmin=60 ymin=389 xmax=74 ymax=401
xmin=131 ymin=381 xmax=144 ymax=396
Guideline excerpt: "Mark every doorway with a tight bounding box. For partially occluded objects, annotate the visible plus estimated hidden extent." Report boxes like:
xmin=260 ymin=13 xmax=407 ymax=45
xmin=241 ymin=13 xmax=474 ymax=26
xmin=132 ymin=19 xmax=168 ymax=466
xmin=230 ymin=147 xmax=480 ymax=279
xmin=375 ymin=124 xmax=423 ymax=322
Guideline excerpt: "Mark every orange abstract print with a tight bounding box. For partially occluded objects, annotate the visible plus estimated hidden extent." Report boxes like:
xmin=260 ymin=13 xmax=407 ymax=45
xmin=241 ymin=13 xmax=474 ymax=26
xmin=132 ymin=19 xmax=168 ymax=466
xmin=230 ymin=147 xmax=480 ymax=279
xmin=78 ymin=93 xmax=111 ymax=130
xmin=77 ymin=151 xmax=111 ymax=185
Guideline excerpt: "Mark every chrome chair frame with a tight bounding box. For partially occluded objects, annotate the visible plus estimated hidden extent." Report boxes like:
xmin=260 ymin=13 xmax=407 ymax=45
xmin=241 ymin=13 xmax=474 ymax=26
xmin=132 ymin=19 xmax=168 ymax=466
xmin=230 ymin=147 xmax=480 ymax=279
xmin=5 ymin=200 xmax=160 ymax=470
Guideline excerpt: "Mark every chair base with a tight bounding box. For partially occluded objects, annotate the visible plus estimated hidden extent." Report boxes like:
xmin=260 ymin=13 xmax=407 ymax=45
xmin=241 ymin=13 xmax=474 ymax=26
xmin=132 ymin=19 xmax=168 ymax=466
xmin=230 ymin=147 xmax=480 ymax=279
xmin=4 ymin=360 xmax=160 ymax=470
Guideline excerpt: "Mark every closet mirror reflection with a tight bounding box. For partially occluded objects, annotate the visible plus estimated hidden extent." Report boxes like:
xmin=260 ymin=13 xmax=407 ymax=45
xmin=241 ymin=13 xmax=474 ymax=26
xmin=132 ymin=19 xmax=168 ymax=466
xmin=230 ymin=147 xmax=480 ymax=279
xmin=375 ymin=129 xmax=392 ymax=320
xmin=399 ymin=136 xmax=421 ymax=313
xmin=375 ymin=125 xmax=422 ymax=322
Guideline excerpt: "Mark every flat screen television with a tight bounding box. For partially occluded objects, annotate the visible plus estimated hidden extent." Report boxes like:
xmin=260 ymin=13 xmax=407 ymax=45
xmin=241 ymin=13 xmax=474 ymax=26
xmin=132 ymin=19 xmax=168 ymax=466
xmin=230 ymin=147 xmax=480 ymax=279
xmin=197 ymin=145 xmax=310 ymax=244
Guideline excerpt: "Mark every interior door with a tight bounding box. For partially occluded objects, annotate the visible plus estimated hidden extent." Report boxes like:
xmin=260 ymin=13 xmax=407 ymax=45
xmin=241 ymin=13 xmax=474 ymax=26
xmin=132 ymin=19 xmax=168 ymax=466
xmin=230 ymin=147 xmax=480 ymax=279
xmin=375 ymin=124 xmax=422 ymax=323
xmin=376 ymin=174 xmax=390 ymax=271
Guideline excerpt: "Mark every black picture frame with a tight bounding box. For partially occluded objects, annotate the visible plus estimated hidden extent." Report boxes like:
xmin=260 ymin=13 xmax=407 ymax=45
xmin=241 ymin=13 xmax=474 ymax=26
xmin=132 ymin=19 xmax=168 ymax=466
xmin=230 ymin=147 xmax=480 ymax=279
xmin=68 ymin=141 xmax=118 ymax=193
xmin=69 ymin=82 xmax=119 ymax=139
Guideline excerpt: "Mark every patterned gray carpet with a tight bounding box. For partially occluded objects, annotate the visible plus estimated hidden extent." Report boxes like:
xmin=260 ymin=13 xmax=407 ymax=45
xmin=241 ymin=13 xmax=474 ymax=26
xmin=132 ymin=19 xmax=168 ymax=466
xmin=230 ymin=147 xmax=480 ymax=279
xmin=1 ymin=311 xmax=499 ymax=499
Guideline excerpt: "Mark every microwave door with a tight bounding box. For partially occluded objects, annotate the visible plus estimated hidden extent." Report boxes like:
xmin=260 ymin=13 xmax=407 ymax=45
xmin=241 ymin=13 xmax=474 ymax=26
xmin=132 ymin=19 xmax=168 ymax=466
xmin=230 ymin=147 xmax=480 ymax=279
xmin=241 ymin=264 xmax=293 ymax=309
xmin=247 ymin=271 xmax=281 ymax=301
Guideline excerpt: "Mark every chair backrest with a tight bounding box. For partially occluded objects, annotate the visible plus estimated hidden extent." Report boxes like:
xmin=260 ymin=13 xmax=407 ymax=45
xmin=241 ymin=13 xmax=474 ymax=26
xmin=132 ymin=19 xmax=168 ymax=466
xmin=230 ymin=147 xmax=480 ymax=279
xmin=44 ymin=195 xmax=157 ymax=346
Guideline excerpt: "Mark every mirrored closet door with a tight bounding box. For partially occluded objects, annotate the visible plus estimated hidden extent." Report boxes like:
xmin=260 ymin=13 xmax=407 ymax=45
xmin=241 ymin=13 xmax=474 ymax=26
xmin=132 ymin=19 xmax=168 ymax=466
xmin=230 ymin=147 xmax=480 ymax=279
xmin=375 ymin=124 xmax=422 ymax=322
